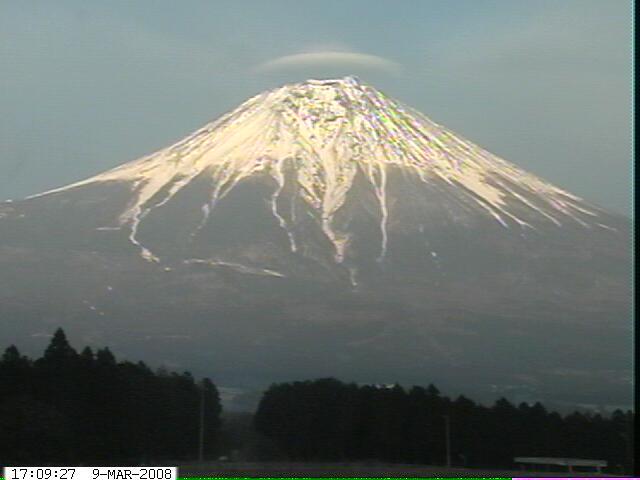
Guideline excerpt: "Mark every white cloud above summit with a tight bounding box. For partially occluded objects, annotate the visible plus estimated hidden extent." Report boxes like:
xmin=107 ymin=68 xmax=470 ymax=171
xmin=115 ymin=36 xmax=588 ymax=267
xmin=255 ymin=50 xmax=401 ymax=75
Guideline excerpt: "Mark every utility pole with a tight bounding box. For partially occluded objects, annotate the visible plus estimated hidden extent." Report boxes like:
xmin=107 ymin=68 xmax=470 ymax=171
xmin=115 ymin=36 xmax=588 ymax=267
xmin=620 ymin=431 xmax=632 ymax=474
xmin=198 ymin=381 xmax=205 ymax=462
xmin=443 ymin=414 xmax=451 ymax=468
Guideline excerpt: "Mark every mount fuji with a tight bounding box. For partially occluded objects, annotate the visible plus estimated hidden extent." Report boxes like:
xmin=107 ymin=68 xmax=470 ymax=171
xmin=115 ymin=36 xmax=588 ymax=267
xmin=0 ymin=77 xmax=631 ymax=409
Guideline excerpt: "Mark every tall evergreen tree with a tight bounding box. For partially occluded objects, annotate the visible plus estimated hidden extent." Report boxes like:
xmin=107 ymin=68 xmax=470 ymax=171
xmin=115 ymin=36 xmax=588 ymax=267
xmin=43 ymin=328 xmax=77 ymax=363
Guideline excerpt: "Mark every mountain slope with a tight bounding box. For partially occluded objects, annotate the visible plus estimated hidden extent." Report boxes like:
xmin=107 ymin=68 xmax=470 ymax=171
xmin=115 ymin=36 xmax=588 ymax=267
xmin=0 ymin=77 xmax=631 ymax=409
xmin=25 ymin=76 xmax=609 ymax=264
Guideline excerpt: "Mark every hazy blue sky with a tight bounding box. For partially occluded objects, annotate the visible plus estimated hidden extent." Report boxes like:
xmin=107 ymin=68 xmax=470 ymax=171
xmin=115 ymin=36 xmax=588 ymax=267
xmin=0 ymin=0 xmax=632 ymax=214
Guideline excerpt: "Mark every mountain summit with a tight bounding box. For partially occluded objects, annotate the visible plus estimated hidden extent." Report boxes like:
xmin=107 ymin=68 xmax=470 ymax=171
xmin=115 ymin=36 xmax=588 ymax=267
xmin=30 ymin=76 xmax=605 ymax=265
xmin=0 ymin=77 xmax=630 ymax=410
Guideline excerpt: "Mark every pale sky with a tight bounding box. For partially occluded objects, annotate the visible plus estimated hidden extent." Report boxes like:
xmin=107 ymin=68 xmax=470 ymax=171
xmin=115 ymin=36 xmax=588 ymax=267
xmin=0 ymin=0 xmax=632 ymax=214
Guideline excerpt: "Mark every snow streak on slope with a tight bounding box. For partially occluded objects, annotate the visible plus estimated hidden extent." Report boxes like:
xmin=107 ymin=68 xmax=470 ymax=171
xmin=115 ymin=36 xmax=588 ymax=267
xmin=31 ymin=76 xmax=598 ymax=262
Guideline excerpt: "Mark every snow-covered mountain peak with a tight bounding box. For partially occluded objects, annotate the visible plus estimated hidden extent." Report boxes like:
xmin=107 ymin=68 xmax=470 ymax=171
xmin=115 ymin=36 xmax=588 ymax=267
xmin=30 ymin=77 xmax=601 ymax=262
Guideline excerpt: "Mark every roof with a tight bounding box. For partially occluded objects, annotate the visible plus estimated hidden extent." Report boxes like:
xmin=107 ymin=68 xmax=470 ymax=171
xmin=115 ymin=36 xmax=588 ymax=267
xmin=514 ymin=457 xmax=607 ymax=467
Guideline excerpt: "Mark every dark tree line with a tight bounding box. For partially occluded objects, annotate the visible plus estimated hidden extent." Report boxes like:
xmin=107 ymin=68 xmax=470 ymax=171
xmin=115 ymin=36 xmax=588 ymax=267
xmin=254 ymin=378 xmax=634 ymax=473
xmin=0 ymin=329 xmax=221 ymax=465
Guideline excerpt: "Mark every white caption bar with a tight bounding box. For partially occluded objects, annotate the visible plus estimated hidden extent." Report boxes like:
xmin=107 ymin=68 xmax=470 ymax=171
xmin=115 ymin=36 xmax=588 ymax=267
xmin=3 ymin=467 xmax=178 ymax=480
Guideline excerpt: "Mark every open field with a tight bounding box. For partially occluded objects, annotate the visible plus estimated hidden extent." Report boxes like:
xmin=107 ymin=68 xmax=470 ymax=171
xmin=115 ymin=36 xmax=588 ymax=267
xmin=178 ymin=462 xmax=616 ymax=477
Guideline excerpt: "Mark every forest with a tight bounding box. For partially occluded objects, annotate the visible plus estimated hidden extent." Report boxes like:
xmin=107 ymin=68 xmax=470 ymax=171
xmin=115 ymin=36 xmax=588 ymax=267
xmin=0 ymin=329 xmax=221 ymax=464
xmin=254 ymin=378 xmax=634 ymax=473
xmin=0 ymin=332 xmax=634 ymax=474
